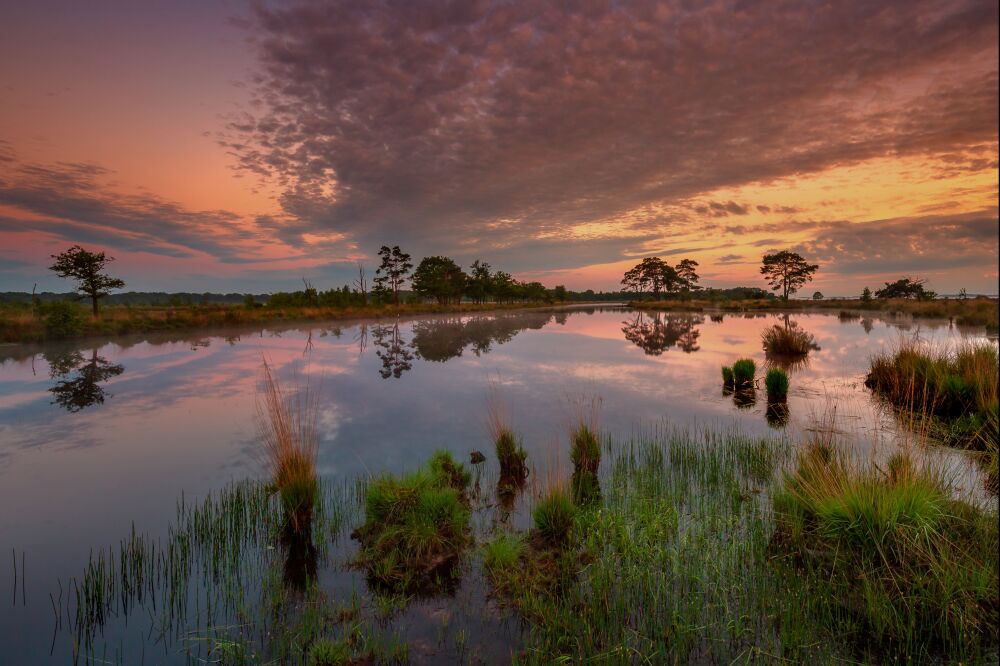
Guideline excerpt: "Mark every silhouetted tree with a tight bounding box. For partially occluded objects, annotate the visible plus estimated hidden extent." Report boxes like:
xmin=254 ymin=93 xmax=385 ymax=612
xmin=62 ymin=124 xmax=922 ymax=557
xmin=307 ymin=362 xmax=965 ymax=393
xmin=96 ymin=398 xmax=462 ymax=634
xmin=373 ymin=246 xmax=412 ymax=305
xmin=675 ymin=259 xmax=701 ymax=295
xmin=49 ymin=246 xmax=126 ymax=316
xmin=760 ymin=250 xmax=818 ymax=300
xmin=411 ymin=256 xmax=467 ymax=304
xmin=552 ymin=285 xmax=568 ymax=302
xmin=467 ymin=260 xmax=493 ymax=303
xmin=875 ymin=277 xmax=935 ymax=300
xmin=861 ymin=286 xmax=873 ymax=303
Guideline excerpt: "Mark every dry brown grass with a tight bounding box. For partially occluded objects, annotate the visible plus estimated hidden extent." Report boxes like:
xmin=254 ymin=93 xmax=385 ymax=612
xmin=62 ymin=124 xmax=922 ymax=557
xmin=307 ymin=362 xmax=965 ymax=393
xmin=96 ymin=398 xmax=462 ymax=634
xmin=255 ymin=358 xmax=318 ymax=533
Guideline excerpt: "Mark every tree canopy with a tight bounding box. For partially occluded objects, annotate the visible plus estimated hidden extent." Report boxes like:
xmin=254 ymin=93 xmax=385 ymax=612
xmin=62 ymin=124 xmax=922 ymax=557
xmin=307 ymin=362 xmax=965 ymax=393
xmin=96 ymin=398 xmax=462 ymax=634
xmin=759 ymin=251 xmax=819 ymax=300
xmin=49 ymin=245 xmax=126 ymax=316
xmin=874 ymin=277 xmax=936 ymax=300
xmin=373 ymin=245 xmax=413 ymax=305
xmin=411 ymin=256 xmax=468 ymax=305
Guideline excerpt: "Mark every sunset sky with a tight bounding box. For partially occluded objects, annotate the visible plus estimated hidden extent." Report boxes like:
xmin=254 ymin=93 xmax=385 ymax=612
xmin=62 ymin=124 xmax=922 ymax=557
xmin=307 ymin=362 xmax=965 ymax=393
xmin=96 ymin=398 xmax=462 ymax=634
xmin=1 ymin=0 xmax=997 ymax=295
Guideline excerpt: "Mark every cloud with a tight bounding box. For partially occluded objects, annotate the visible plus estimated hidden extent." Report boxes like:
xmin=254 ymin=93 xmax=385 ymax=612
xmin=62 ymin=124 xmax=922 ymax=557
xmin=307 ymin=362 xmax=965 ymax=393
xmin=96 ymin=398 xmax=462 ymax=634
xmin=795 ymin=211 xmax=999 ymax=277
xmin=224 ymin=0 xmax=998 ymax=257
xmin=0 ymin=153 xmax=260 ymax=262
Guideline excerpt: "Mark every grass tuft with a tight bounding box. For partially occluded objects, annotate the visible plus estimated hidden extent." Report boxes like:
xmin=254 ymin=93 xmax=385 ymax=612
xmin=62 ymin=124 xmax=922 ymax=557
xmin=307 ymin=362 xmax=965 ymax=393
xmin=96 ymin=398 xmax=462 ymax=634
xmin=532 ymin=487 xmax=576 ymax=546
xmin=255 ymin=359 xmax=318 ymax=534
xmin=772 ymin=444 xmax=999 ymax=659
xmin=731 ymin=358 xmax=756 ymax=388
xmin=761 ymin=322 xmax=818 ymax=357
xmin=765 ymin=367 xmax=789 ymax=400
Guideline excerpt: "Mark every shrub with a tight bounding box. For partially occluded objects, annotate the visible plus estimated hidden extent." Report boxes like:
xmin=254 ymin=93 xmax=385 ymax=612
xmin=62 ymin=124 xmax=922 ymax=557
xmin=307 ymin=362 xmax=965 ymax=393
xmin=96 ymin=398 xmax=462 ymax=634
xmin=570 ymin=424 xmax=601 ymax=475
xmin=40 ymin=300 xmax=84 ymax=339
xmin=772 ymin=446 xmax=999 ymax=659
xmin=765 ymin=368 xmax=789 ymax=400
xmin=533 ymin=488 xmax=576 ymax=545
xmin=761 ymin=323 xmax=818 ymax=357
xmin=731 ymin=358 xmax=756 ymax=388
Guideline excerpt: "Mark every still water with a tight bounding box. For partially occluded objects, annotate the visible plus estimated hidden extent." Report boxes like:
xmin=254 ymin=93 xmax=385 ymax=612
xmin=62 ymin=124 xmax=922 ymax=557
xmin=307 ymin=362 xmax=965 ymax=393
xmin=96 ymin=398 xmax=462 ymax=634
xmin=0 ymin=305 xmax=992 ymax=662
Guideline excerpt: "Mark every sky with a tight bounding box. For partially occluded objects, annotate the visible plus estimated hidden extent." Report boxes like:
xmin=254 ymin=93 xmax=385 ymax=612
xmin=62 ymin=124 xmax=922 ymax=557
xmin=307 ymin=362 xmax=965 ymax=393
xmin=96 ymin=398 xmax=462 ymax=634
xmin=0 ymin=0 xmax=997 ymax=296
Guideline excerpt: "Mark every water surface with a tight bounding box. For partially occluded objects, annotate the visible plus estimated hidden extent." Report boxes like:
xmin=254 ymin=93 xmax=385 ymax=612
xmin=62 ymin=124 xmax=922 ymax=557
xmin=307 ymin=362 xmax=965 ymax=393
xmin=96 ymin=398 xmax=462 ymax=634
xmin=0 ymin=305 xmax=992 ymax=662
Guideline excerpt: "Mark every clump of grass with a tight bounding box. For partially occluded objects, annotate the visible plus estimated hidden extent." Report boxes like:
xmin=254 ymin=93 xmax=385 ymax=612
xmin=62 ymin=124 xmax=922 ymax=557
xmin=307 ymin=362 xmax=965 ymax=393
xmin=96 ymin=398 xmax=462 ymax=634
xmin=772 ymin=444 xmax=999 ymax=660
xmin=355 ymin=452 xmax=470 ymax=591
xmin=865 ymin=340 xmax=998 ymax=449
xmin=731 ymin=358 xmax=755 ymax=388
xmin=256 ymin=359 xmax=318 ymax=534
xmin=533 ymin=487 xmax=576 ymax=546
xmin=765 ymin=367 xmax=789 ymax=400
xmin=309 ymin=638 xmax=352 ymax=665
xmin=494 ymin=429 xmax=528 ymax=481
xmin=570 ymin=424 xmax=601 ymax=475
xmin=482 ymin=533 xmax=525 ymax=582
xmin=721 ymin=365 xmax=735 ymax=388
xmin=761 ymin=323 xmax=818 ymax=357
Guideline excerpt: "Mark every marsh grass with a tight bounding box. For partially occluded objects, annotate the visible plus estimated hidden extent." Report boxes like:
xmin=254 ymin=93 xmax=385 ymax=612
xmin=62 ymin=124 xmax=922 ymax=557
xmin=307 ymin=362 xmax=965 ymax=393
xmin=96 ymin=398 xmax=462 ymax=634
xmin=731 ymin=358 xmax=756 ymax=388
xmin=355 ymin=451 xmax=471 ymax=592
xmin=721 ymin=365 xmax=734 ymax=388
xmin=765 ymin=367 xmax=789 ymax=400
xmin=866 ymin=340 xmax=998 ymax=450
xmin=761 ymin=322 xmax=818 ymax=357
xmin=256 ymin=359 xmax=319 ymax=534
xmin=772 ymin=444 xmax=999 ymax=661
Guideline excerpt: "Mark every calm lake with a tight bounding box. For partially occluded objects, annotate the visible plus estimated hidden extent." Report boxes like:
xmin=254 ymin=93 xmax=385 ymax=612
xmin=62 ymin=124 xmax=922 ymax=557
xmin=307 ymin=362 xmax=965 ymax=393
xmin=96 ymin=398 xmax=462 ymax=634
xmin=0 ymin=305 xmax=994 ymax=663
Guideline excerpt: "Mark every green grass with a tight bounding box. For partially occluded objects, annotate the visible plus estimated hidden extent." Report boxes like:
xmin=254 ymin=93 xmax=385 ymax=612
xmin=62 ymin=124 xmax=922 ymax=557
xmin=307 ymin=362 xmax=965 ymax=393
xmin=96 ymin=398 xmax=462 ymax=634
xmin=721 ymin=365 xmax=735 ymax=388
xmin=569 ymin=424 xmax=601 ymax=475
xmin=309 ymin=638 xmax=353 ymax=665
xmin=495 ymin=427 xmax=528 ymax=481
xmin=772 ymin=445 xmax=999 ymax=661
xmin=532 ymin=487 xmax=576 ymax=545
xmin=765 ymin=367 xmax=789 ymax=400
xmin=731 ymin=358 xmax=756 ymax=388
xmin=357 ymin=451 xmax=471 ymax=591
xmin=866 ymin=341 xmax=998 ymax=450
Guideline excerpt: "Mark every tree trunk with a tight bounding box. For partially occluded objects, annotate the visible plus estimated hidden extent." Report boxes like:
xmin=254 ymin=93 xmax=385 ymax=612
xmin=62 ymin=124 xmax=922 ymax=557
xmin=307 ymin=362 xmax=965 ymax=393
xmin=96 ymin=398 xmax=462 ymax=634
xmin=92 ymin=294 xmax=99 ymax=317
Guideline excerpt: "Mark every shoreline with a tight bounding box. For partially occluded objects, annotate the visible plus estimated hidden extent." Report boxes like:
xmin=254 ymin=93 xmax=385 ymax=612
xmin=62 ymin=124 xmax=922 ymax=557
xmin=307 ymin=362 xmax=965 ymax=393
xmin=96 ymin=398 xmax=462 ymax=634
xmin=0 ymin=301 xmax=568 ymax=347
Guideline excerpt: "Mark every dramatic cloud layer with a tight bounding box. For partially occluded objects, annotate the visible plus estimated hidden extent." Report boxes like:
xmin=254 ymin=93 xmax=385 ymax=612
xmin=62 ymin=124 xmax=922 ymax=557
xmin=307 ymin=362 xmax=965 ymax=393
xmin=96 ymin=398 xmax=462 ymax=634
xmin=0 ymin=0 xmax=997 ymax=293
xmin=224 ymin=0 xmax=998 ymax=257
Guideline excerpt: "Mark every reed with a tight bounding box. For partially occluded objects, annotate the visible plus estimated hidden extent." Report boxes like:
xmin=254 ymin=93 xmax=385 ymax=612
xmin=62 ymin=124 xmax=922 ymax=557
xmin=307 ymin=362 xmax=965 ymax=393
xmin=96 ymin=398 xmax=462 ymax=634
xmin=255 ymin=359 xmax=319 ymax=534
xmin=731 ymin=358 xmax=755 ymax=388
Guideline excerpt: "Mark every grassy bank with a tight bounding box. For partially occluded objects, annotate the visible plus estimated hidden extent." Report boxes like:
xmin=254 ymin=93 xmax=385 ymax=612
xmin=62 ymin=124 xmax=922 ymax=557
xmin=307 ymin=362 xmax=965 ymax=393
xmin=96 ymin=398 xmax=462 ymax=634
xmin=866 ymin=341 xmax=998 ymax=451
xmin=0 ymin=300 xmax=552 ymax=344
xmin=631 ymin=296 xmax=999 ymax=329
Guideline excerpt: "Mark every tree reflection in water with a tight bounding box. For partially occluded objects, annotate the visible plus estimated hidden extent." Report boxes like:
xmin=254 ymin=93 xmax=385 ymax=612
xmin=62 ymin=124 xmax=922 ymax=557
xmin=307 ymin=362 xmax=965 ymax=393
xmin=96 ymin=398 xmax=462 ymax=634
xmin=45 ymin=348 xmax=125 ymax=412
xmin=371 ymin=322 xmax=415 ymax=379
xmin=621 ymin=312 xmax=703 ymax=355
xmin=410 ymin=311 xmax=554 ymax=362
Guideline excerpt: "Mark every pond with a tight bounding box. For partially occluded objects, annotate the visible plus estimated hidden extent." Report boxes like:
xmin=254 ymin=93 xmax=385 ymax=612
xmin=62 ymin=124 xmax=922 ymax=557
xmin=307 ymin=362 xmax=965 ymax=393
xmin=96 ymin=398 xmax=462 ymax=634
xmin=0 ymin=305 xmax=993 ymax=663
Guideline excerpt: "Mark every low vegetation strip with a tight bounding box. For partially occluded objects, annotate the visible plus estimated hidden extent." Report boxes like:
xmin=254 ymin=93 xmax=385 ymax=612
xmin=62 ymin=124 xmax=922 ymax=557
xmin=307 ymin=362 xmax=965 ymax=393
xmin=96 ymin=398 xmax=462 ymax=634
xmin=0 ymin=301 xmax=551 ymax=344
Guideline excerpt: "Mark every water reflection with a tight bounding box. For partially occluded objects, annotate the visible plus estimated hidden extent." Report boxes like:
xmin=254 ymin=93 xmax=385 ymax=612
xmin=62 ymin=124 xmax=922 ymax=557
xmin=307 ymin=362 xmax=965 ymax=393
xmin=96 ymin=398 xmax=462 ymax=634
xmin=411 ymin=311 xmax=554 ymax=362
xmin=372 ymin=322 xmax=415 ymax=379
xmin=621 ymin=312 xmax=702 ymax=355
xmin=46 ymin=348 xmax=125 ymax=412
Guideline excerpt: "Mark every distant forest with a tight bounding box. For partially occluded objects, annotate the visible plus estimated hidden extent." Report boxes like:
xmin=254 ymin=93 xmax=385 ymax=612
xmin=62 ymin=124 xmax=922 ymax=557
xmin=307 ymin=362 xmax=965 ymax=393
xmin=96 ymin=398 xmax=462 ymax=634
xmin=0 ymin=286 xmax=776 ymax=306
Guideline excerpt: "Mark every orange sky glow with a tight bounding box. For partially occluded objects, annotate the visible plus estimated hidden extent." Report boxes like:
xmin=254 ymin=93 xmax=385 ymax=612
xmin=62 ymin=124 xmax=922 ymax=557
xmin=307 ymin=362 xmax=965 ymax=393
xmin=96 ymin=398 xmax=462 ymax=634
xmin=1 ymin=0 xmax=997 ymax=295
